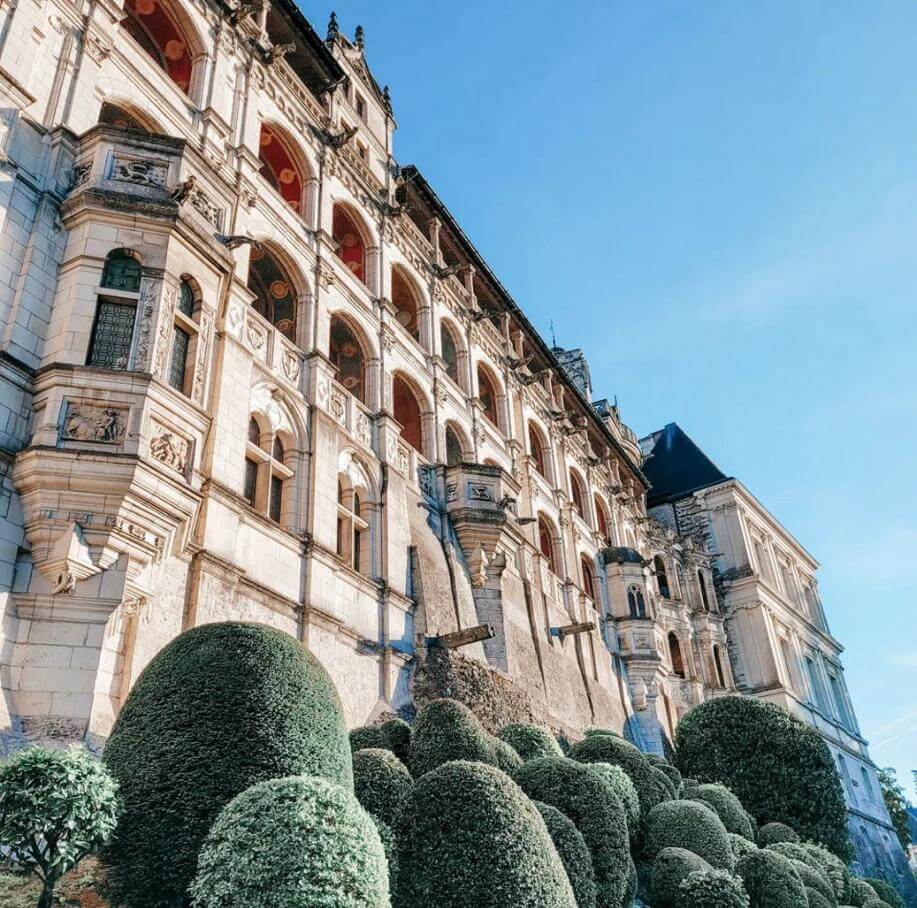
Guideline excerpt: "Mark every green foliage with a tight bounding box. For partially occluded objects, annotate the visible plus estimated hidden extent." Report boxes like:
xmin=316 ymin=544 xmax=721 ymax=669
xmin=808 ymin=890 xmax=835 ymax=908
xmin=757 ymin=822 xmax=800 ymax=847
xmin=394 ymin=760 xmax=575 ymax=908
xmin=408 ymin=699 xmax=495 ymax=777
xmin=191 ymin=776 xmax=388 ymax=908
xmin=677 ymin=869 xmax=750 ymax=908
xmin=0 ymin=874 xmax=39 ymax=908
xmin=586 ymin=762 xmax=641 ymax=835
xmin=584 ymin=727 xmax=620 ymax=737
xmin=352 ymin=748 xmax=412 ymax=827
xmin=736 ymin=848 xmax=808 ymax=908
xmin=373 ymin=818 xmax=398 ymax=894
xmin=649 ymin=847 xmax=711 ymax=908
xmin=514 ymin=756 xmax=630 ymax=908
xmin=350 ymin=718 xmax=412 ymax=765
xmin=728 ymin=833 xmax=758 ymax=863
xmin=498 ymin=723 xmax=564 ymax=761
xmin=646 ymin=754 xmax=683 ymax=792
xmin=790 ymin=859 xmax=837 ymax=906
xmin=674 ymin=696 xmax=852 ymax=860
xmin=846 ymin=878 xmax=881 ymax=905
xmin=0 ymin=746 xmax=119 ymax=908
xmin=491 ymin=735 xmax=524 ymax=773
xmin=642 ymin=799 xmax=734 ymax=872
xmin=766 ymin=841 xmax=848 ymax=901
xmin=862 ymin=878 xmax=906 ymax=908
xmin=568 ymin=733 xmax=672 ymax=816
xmin=684 ymin=782 xmax=755 ymax=839
xmin=103 ymin=621 xmax=351 ymax=908
xmin=535 ymin=801 xmax=598 ymax=908
xmin=876 ymin=769 xmax=911 ymax=851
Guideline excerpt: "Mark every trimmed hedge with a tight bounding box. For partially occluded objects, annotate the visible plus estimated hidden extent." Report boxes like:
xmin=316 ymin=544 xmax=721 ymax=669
xmin=498 ymin=723 xmax=564 ymax=761
xmin=649 ymin=847 xmax=711 ymax=908
xmin=757 ymin=822 xmax=800 ymax=847
xmin=809 ymin=890 xmax=835 ymax=908
xmin=408 ymin=699 xmax=495 ymax=777
xmin=791 ymin=859 xmax=837 ymax=906
xmin=350 ymin=718 xmax=411 ymax=764
xmin=766 ymin=841 xmax=848 ymax=901
xmin=567 ymin=733 xmax=672 ymax=816
xmin=674 ymin=696 xmax=851 ymax=859
xmin=373 ymin=817 xmax=397 ymax=891
xmin=642 ymin=799 xmax=734 ymax=871
xmin=678 ymin=869 xmax=750 ymax=908
xmin=491 ymin=735 xmax=524 ymax=774
xmin=862 ymin=879 xmax=905 ymax=908
xmin=352 ymin=748 xmax=412 ymax=827
xmin=646 ymin=754 xmax=683 ymax=792
xmin=684 ymin=783 xmax=755 ymax=839
xmin=728 ymin=833 xmax=758 ymax=863
xmin=514 ymin=756 xmax=630 ymax=908
xmin=102 ymin=622 xmax=351 ymax=908
xmin=536 ymin=801 xmax=598 ymax=908
xmin=846 ymin=879 xmax=881 ymax=906
xmin=394 ymin=760 xmax=575 ymax=907
xmin=586 ymin=762 xmax=641 ymax=834
xmin=190 ymin=776 xmax=388 ymax=908
xmin=736 ymin=848 xmax=807 ymax=908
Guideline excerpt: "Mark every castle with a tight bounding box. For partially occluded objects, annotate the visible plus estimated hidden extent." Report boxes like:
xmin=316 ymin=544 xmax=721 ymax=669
xmin=0 ymin=0 xmax=909 ymax=895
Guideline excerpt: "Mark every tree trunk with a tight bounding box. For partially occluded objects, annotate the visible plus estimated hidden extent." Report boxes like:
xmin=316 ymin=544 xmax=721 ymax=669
xmin=37 ymin=879 xmax=55 ymax=908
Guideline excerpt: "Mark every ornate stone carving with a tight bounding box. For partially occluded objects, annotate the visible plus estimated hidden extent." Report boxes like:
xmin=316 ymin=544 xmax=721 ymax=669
xmin=226 ymin=300 xmax=244 ymax=338
xmin=71 ymin=162 xmax=90 ymax=188
xmin=281 ymin=349 xmax=301 ymax=382
xmin=329 ymin=389 xmax=346 ymax=424
xmin=189 ymin=188 xmax=223 ymax=229
xmin=468 ymin=482 xmax=493 ymax=502
xmin=316 ymin=377 xmax=331 ymax=409
xmin=110 ymin=156 xmax=168 ymax=187
xmin=61 ymin=403 xmax=125 ymax=443
xmin=245 ymin=319 xmax=268 ymax=361
xmin=150 ymin=428 xmax=191 ymax=474
xmin=318 ymin=262 xmax=335 ymax=288
xmin=192 ymin=310 xmax=214 ymax=403
xmin=84 ymin=30 xmax=111 ymax=63
xmin=355 ymin=412 xmax=371 ymax=446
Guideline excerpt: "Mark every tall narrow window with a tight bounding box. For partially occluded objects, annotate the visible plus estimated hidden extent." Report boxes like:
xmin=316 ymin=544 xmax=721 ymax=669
xmin=445 ymin=426 xmax=463 ymax=467
xmin=391 ymin=268 xmax=420 ymax=341
xmin=627 ymin=585 xmax=646 ymax=618
xmin=440 ymin=322 xmax=460 ymax=384
xmin=258 ymin=123 xmax=305 ymax=213
xmin=329 ymin=316 xmax=367 ymax=403
xmin=333 ymin=205 xmax=367 ymax=285
xmin=247 ymin=246 xmax=298 ymax=342
xmin=88 ymin=251 xmax=143 ymax=370
xmin=713 ymin=644 xmax=726 ymax=687
xmin=167 ymin=278 xmax=200 ymax=396
xmin=393 ymin=374 xmax=423 ymax=453
xmin=654 ymin=555 xmax=671 ymax=598
xmin=477 ymin=365 xmax=500 ymax=428
xmin=243 ymin=416 xmax=293 ymax=525
xmin=529 ymin=424 xmax=549 ymax=479
xmin=337 ymin=477 xmax=370 ymax=575
xmin=570 ymin=471 xmax=586 ymax=519
xmin=581 ymin=556 xmax=596 ymax=602
xmin=595 ymin=496 xmax=610 ymax=542
xmin=669 ymin=632 xmax=685 ymax=678
xmin=698 ymin=570 xmax=710 ymax=610
xmin=538 ymin=516 xmax=558 ymax=575
xmin=243 ymin=458 xmax=258 ymax=506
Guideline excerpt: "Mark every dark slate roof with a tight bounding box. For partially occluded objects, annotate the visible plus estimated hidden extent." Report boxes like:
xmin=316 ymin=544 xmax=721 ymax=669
xmin=602 ymin=546 xmax=646 ymax=566
xmin=639 ymin=423 xmax=730 ymax=508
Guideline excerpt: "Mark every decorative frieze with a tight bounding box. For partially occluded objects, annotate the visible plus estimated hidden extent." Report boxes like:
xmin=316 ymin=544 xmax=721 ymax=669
xmin=60 ymin=403 xmax=125 ymax=444
xmin=149 ymin=424 xmax=192 ymax=475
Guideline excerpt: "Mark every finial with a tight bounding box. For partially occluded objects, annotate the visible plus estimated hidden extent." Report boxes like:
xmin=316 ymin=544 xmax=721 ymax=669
xmin=382 ymin=85 xmax=392 ymax=113
xmin=354 ymin=24 xmax=364 ymax=50
xmin=326 ymin=11 xmax=338 ymax=43
xmin=550 ymin=319 xmax=557 ymax=348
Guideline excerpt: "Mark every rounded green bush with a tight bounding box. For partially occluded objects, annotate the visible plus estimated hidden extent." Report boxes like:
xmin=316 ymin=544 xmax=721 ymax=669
xmin=568 ymin=733 xmax=672 ymax=815
xmin=862 ymin=879 xmax=905 ymax=908
xmin=190 ymin=776 xmax=388 ymax=908
xmin=846 ymin=879 xmax=880 ymax=906
xmin=728 ymin=833 xmax=758 ymax=863
xmin=514 ymin=756 xmax=630 ymax=908
xmin=498 ymin=723 xmax=564 ymax=761
xmin=674 ymin=696 xmax=851 ymax=860
xmin=623 ymin=855 xmax=637 ymax=907
xmin=766 ymin=841 xmax=848 ymax=900
xmin=757 ymin=822 xmax=800 ymax=847
xmin=651 ymin=765 xmax=678 ymax=799
xmin=684 ymin=783 xmax=755 ymax=839
xmin=586 ymin=762 xmax=641 ymax=834
xmin=736 ymin=848 xmax=807 ymax=908
xmin=791 ymin=859 xmax=837 ymax=906
xmin=102 ymin=622 xmax=351 ymax=908
xmin=678 ymin=869 xmax=750 ymax=908
xmin=649 ymin=847 xmax=711 ymax=908
xmin=646 ymin=754 xmax=683 ymax=792
xmin=535 ymin=801 xmax=598 ymax=908
xmin=584 ymin=727 xmax=620 ymax=737
xmin=809 ymin=890 xmax=835 ymax=908
xmin=408 ymin=699 xmax=495 ymax=777
xmin=642 ymin=799 xmax=734 ymax=871
xmin=491 ymin=735 xmax=524 ymax=773
xmin=350 ymin=718 xmax=411 ymax=764
xmin=352 ymin=748 xmax=412 ymax=827
xmin=394 ymin=760 xmax=575 ymax=908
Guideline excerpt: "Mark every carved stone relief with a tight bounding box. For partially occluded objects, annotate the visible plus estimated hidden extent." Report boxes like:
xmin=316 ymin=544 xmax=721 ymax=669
xmin=110 ymin=156 xmax=168 ymax=187
xmin=61 ymin=403 xmax=125 ymax=443
xmin=149 ymin=426 xmax=191 ymax=474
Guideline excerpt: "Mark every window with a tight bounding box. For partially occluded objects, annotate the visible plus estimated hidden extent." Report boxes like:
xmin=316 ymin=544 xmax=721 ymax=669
xmin=828 ymin=672 xmax=854 ymax=729
xmin=675 ymin=562 xmax=687 ymax=600
xmin=333 ymin=204 xmax=367 ymax=285
xmin=98 ymin=101 xmax=151 ymax=133
xmin=329 ymin=315 xmax=367 ymax=403
xmin=860 ymin=767 xmax=875 ymax=802
xmin=697 ymin=570 xmax=710 ymax=610
xmin=570 ymin=471 xmax=586 ymax=519
xmin=391 ymin=268 xmax=420 ymax=341
xmin=247 ymin=245 xmax=297 ymax=342
xmin=393 ymin=374 xmax=423 ymax=453
xmin=121 ymin=0 xmax=194 ymax=94
xmin=440 ymin=322 xmax=460 ymax=384
xmin=595 ymin=496 xmax=610 ymax=542
xmin=355 ymin=93 xmax=367 ymax=122
xmin=713 ymin=644 xmax=726 ymax=687
xmin=101 ymin=251 xmax=142 ymax=292
xmin=627 ymin=585 xmax=647 ymax=619
xmin=668 ymin=632 xmax=685 ymax=678
xmin=805 ymin=655 xmax=828 ymax=711
xmin=243 ymin=458 xmax=258 ymax=506
xmin=168 ymin=326 xmax=190 ymax=391
xmin=477 ymin=365 xmax=500 ymax=428
xmin=753 ymin=538 xmax=773 ymax=582
xmin=258 ymin=123 xmax=305 ymax=214
xmin=780 ymin=637 xmax=799 ymax=693
xmin=167 ymin=278 xmax=199 ymax=396
xmin=538 ymin=516 xmax=558 ymax=575
xmin=581 ymin=556 xmax=596 ymax=603
xmin=654 ymin=555 xmax=671 ymax=598
xmin=88 ymin=251 xmax=143 ymax=370
xmin=243 ymin=416 xmax=293 ymax=524
xmin=529 ymin=423 xmax=549 ymax=480
xmin=337 ymin=478 xmax=370 ymax=575
xmin=445 ymin=426 xmax=463 ymax=467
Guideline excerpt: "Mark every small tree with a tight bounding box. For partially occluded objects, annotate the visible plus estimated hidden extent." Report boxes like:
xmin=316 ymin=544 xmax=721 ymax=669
xmin=877 ymin=767 xmax=911 ymax=850
xmin=0 ymin=746 xmax=120 ymax=908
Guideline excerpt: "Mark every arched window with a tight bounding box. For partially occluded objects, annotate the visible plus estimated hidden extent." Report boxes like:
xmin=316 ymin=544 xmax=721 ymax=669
xmin=258 ymin=123 xmax=305 ymax=214
xmin=668 ymin=632 xmax=685 ymax=678
xmin=445 ymin=425 xmax=463 ymax=467
xmin=627 ymin=585 xmax=646 ymax=619
xmin=243 ymin=415 xmax=292 ymax=524
xmin=654 ymin=555 xmax=671 ymax=599
xmin=698 ymin=570 xmax=711 ymax=611
xmin=538 ymin=516 xmax=558 ymax=575
xmin=88 ymin=250 xmax=143 ymax=371
xmin=337 ymin=478 xmax=370 ymax=575
xmin=329 ymin=315 xmax=367 ymax=403
xmin=246 ymin=245 xmax=297 ymax=342
xmin=98 ymin=101 xmax=152 ymax=133
xmin=393 ymin=374 xmax=423 ymax=453
xmin=391 ymin=268 xmax=420 ymax=341
xmin=581 ymin=556 xmax=596 ymax=603
xmin=675 ymin=562 xmax=686 ymax=600
xmin=570 ymin=470 xmax=587 ymax=520
xmin=713 ymin=644 xmax=726 ymax=688
xmin=166 ymin=277 xmax=200 ymax=396
xmin=477 ymin=365 xmax=500 ymax=428
xmin=121 ymin=0 xmax=195 ymax=95
xmin=440 ymin=322 xmax=460 ymax=384
xmin=528 ymin=423 xmax=549 ymax=480
xmin=595 ymin=495 xmax=611 ymax=543
xmin=333 ymin=205 xmax=366 ymax=285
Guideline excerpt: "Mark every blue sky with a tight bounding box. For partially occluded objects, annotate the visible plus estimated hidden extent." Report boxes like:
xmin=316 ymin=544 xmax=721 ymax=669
xmin=301 ymin=1 xmax=917 ymax=795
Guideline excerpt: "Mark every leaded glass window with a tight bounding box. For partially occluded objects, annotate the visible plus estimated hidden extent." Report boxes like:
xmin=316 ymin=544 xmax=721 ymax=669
xmin=243 ymin=458 xmax=257 ymax=505
xmin=168 ymin=326 xmax=190 ymax=392
xmin=178 ymin=280 xmax=195 ymax=317
xmin=88 ymin=301 xmax=136 ymax=370
xmin=101 ymin=253 xmax=142 ymax=292
xmin=269 ymin=474 xmax=282 ymax=522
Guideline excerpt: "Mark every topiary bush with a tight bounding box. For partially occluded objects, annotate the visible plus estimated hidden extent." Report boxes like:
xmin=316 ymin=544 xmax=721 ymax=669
xmin=568 ymin=733 xmax=672 ymax=816
xmin=102 ymin=622 xmax=352 ymax=908
xmin=642 ymin=799 xmax=734 ymax=871
xmin=808 ymin=890 xmax=835 ymax=908
xmin=491 ymin=734 xmax=524 ymax=773
xmin=790 ymin=859 xmax=837 ymax=906
xmin=352 ymin=748 xmax=412 ymax=827
xmin=586 ymin=762 xmax=641 ymax=835
xmin=736 ymin=848 xmax=807 ymax=907
xmin=862 ymin=879 xmax=905 ymax=908
xmin=684 ymin=782 xmax=755 ymax=839
xmin=408 ymin=699 xmax=495 ymax=777
xmin=394 ymin=760 xmax=575 ymax=907
xmin=678 ymin=869 xmax=750 ymax=908
xmin=649 ymin=847 xmax=711 ymax=908
xmin=350 ymin=718 xmax=411 ymax=764
xmin=190 ymin=775 xmax=388 ymax=908
xmin=846 ymin=879 xmax=881 ymax=906
xmin=757 ymin=822 xmax=800 ymax=847
xmin=535 ymin=801 xmax=598 ymax=908
xmin=498 ymin=723 xmax=564 ymax=761
xmin=674 ymin=696 xmax=851 ymax=860
xmin=728 ymin=833 xmax=758 ymax=863
xmin=766 ymin=841 xmax=848 ymax=901
xmin=646 ymin=754 xmax=683 ymax=792
xmin=514 ymin=756 xmax=630 ymax=908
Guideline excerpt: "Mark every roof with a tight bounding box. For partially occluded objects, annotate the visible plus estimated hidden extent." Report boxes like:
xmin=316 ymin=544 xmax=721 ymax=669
xmin=639 ymin=423 xmax=731 ymax=508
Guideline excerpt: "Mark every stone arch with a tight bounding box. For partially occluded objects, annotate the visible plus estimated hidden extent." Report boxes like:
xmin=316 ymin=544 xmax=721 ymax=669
xmin=390 ymin=264 xmax=423 ymax=343
xmin=537 ymin=512 xmax=561 ymax=576
xmin=594 ymin=492 xmax=612 ymax=542
xmin=476 ymin=361 xmax=503 ymax=430
xmin=527 ymin=419 xmax=551 ymax=483
xmin=569 ymin=466 xmax=588 ymax=523
xmin=258 ymin=121 xmax=314 ymax=218
xmin=245 ymin=241 xmax=310 ymax=346
xmin=668 ymin=631 xmax=685 ymax=678
xmin=444 ymin=420 xmax=472 ymax=467
xmin=439 ymin=315 xmax=466 ymax=388
xmin=98 ymin=99 xmax=164 ymax=133
xmin=332 ymin=202 xmax=373 ymax=287
xmin=392 ymin=370 xmax=432 ymax=456
xmin=329 ymin=311 xmax=374 ymax=404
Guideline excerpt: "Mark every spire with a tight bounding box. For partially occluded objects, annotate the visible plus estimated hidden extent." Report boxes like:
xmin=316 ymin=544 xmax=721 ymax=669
xmin=326 ymin=11 xmax=338 ymax=44
xmin=354 ymin=24 xmax=364 ymax=51
xmin=382 ymin=85 xmax=392 ymax=114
